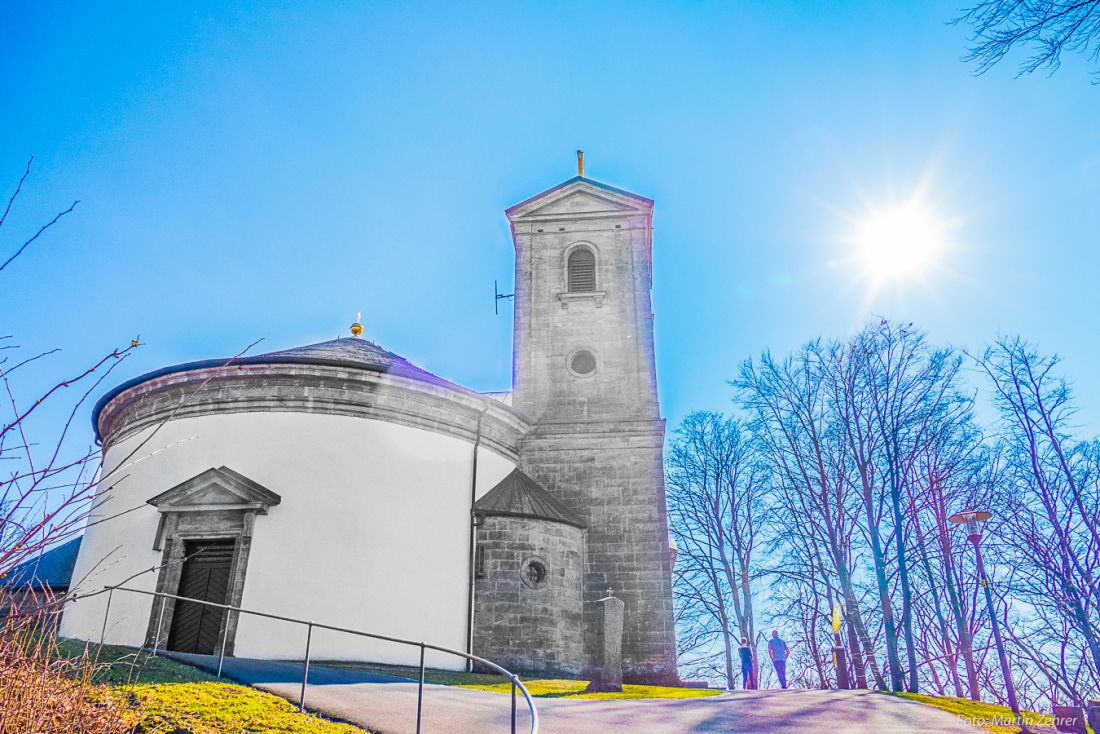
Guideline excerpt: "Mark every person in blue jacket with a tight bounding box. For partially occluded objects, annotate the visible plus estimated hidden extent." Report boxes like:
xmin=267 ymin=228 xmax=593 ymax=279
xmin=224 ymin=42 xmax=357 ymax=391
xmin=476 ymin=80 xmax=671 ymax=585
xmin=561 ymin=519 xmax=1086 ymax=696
xmin=737 ymin=637 xmax=755 ymax=689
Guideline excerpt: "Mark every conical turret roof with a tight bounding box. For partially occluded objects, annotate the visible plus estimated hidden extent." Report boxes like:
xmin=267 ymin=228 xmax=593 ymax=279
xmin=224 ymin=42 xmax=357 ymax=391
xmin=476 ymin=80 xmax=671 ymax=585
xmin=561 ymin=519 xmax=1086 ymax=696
xmin=474 ymin=469 xmax=586 ymax=528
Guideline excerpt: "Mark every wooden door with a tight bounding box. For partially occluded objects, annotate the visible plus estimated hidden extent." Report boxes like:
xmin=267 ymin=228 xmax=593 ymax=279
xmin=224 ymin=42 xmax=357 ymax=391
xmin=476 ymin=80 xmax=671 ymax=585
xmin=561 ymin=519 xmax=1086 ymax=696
xmin=167 ymin=540 xmax=235 ymax=655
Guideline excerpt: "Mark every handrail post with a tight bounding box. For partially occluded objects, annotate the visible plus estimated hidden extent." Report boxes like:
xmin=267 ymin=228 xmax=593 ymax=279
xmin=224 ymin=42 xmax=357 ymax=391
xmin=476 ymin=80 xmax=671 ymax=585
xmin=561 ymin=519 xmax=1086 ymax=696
xmin=98 ymin=588 xmax=113 ymax=648
xmin=151 ymin=594 xmax=166 ymax=658
xmin=216 ymin=612 xmax=230 ymax=678
xmin=511 ymin=675 xmax=517 ymax=734
xmin=416 ymin=643 xmax=426 ymax=734
xmin=299 ymin=622 xmax=313 ymax=713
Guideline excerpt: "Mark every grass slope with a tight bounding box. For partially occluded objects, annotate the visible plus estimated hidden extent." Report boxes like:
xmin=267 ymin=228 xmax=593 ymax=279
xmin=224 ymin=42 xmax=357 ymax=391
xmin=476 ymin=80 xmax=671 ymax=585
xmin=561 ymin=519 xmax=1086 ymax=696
xmin=57 ymin=639 xmax=366 ymax=734
xmin=889 ymin=692 xmax=1057 ymax=734
xmin=128 ymin=683 xmax=365 ymax=734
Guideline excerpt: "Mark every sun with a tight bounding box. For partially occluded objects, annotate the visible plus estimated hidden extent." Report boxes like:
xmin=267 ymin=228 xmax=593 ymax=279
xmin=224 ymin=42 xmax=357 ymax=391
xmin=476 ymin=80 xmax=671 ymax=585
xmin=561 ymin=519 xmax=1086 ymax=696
xmin=853 ymin=201 xmax=946 ymax=285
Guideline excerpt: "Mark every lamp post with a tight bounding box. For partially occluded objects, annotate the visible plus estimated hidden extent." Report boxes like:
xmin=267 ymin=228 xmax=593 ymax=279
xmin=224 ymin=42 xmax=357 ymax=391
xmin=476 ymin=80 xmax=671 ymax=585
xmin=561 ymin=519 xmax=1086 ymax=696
xmin=948 ymin=509 xmax=1029 ymax=734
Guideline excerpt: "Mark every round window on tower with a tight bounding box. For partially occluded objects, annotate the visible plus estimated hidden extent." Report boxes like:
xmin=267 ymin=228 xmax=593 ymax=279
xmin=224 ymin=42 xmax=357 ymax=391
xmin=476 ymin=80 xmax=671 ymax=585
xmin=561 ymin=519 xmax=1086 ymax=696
xmin=520 ymin=556 xmax=550 ymax=590
xmin=568 ymin=350 xmax=597 ymax=377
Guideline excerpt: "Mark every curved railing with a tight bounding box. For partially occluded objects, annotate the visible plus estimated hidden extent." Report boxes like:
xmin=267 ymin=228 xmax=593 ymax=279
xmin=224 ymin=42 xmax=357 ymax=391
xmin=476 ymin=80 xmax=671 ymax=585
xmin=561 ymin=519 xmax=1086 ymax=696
xmin=74 ymin=585 xmax=539 ymax=734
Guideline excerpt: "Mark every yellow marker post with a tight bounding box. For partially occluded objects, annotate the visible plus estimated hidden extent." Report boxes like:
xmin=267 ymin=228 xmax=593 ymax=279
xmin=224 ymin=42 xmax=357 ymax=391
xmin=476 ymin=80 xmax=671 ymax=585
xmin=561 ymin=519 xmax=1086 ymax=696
xmin=831 ymin=602 xmax=850 ymax=688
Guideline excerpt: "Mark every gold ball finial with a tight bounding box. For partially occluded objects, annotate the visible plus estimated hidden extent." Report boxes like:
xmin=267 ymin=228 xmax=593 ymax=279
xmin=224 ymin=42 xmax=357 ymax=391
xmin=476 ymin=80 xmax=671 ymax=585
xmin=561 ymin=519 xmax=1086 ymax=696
xmin=350 ymin=311 xmax=363 ymax=338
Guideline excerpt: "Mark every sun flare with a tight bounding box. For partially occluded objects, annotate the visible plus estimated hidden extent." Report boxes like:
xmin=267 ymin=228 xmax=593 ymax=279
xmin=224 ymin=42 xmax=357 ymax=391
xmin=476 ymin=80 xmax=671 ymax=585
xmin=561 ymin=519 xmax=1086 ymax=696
xmin=853 ymin=201 xmax=946 ymax=284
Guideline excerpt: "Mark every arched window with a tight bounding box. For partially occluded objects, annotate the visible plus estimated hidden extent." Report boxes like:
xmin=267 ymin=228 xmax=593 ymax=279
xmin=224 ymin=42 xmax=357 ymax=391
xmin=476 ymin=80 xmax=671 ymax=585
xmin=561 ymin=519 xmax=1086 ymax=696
xmin=567 ymin=248 xmax=596 ymax=292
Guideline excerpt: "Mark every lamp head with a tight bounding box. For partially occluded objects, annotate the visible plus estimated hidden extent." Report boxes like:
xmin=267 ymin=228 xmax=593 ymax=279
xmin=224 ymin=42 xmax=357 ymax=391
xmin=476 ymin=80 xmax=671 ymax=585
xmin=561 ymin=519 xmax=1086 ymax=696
xmin=948 ymin=509 xmax=992 ymax=543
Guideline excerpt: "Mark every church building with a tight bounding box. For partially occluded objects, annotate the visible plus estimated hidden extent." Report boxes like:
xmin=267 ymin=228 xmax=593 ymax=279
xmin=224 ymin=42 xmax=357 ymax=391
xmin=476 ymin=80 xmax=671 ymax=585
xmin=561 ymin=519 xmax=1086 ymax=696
xmin=60 ymin=169 xmax=679 ymax=684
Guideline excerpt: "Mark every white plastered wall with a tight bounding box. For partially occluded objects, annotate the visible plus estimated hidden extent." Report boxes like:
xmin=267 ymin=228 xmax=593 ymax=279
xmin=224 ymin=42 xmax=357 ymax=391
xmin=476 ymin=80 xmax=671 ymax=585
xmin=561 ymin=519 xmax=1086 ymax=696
xmin=60 ymin=410 xmax=514 ymax=669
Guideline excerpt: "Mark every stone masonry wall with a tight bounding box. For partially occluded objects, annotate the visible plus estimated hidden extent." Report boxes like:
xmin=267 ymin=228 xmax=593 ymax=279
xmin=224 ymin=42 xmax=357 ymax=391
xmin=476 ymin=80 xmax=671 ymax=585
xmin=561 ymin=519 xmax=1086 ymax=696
xmin=507 ymin=179 xmax=679 ymax=684
xmin=520 ymin=421 xmax=678 ymax=683
xmin=472 ymin=515 xmax=585 ymax=677
xmin=510 ymin=206 xmax=659 ymax=423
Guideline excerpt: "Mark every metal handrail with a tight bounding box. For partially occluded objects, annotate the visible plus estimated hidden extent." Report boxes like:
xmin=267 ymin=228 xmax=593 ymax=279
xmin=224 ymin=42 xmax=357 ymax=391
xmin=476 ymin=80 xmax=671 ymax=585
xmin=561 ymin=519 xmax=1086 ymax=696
xmin=75 ymin=584 xmax=539 ymax=734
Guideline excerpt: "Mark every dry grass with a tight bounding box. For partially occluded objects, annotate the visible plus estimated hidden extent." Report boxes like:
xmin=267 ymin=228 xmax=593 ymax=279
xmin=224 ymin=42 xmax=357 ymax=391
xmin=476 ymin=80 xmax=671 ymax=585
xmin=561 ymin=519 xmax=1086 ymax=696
xmin=0 ymin=593 xmax=138 ymax=733
xmin=0 ymin=590 xmax=366 ymax=733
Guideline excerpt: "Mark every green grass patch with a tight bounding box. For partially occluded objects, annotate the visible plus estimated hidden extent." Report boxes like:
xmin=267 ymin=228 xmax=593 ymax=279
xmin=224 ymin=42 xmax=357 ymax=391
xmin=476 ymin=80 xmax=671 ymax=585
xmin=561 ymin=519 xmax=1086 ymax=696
xmin=56 ymin=639 xmax=366 ymax=733
xmin=459 ymin=679 xmax=722 ymax=700
xmin=887 ymin=692 xmax=1056 ymax=734
xmin=316 ymin=661 xmax=719 ymax=700
xmin=126 ymin=682 xmax=365 ymax=734
xmin=54 ymin=638 xmax=218 ymax=685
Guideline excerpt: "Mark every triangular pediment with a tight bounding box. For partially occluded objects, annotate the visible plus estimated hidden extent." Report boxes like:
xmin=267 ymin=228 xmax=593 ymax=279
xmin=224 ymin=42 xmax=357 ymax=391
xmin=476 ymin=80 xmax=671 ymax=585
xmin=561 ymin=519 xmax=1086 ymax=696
xmin=506 ymin=177 xmax=652 ymax=221
xmin=147 ymin=466 xmax=281 ymax=514
xmin=525 ymin=190 xmax=640 ymax=217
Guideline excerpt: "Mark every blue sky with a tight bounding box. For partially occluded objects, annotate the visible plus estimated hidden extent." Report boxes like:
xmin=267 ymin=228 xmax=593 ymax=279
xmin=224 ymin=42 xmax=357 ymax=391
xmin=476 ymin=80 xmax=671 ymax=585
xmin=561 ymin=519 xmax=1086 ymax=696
xmin=2 ymin=1 xmax=1099 ymax=442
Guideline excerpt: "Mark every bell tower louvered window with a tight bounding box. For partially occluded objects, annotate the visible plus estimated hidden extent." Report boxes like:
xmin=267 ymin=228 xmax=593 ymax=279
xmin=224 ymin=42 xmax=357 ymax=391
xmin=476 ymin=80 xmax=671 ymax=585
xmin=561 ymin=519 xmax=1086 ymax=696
xmin=567 ymin=248 xmax=596 ymax=292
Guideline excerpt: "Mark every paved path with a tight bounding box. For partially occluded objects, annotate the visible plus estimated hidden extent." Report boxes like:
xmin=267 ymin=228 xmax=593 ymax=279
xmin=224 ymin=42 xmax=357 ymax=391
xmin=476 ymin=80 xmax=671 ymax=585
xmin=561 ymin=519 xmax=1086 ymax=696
xmin=165 ymin=653 xmax=982 ymax=734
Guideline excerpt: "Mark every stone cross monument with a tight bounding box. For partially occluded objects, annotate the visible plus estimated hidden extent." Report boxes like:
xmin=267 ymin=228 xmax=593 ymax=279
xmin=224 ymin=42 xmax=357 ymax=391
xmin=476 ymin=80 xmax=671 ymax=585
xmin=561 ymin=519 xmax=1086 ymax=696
xmin=505 ymin=173 xmax=679 ymax=684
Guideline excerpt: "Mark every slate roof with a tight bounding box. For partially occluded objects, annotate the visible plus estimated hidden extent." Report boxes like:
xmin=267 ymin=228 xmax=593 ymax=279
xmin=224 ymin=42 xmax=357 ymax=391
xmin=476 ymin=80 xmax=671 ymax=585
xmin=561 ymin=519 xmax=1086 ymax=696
xmin=3 ymin=536 xmax=83 ymax=591
xmin=93 ymin=337 xmax=467 ymax=441
xmin=474 ymin=469 xmax=586 ymax=528
xmin=252 ymin=338 xmax=459 ymax=389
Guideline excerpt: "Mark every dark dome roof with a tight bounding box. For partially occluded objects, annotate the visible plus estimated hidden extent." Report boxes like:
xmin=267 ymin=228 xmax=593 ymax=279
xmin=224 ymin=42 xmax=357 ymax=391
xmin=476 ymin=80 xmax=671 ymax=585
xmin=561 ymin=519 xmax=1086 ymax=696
xmin=473 ymin=469 xmax=586 ymax=528
xmin=244 ymin=338 xmax=459 ymax=388
xmin=92 ymin=337 xmax=465 ymax=440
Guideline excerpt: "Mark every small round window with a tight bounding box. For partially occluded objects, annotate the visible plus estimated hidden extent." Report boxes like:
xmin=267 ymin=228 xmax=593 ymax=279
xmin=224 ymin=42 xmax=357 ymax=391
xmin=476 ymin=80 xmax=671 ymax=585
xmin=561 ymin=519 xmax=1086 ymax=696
xmin=520 ymin=557 xmax=549 ymax=590
xmin=570 ymin=351 xmax=597 ymax=376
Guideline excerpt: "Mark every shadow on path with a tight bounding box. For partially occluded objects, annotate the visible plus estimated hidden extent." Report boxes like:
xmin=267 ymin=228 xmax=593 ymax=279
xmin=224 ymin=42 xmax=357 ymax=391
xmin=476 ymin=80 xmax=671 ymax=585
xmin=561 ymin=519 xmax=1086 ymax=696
xmin=161 ymin=651 xmax=407 ymax=686
xmin=161 ymin=653 xmax=984 ymax=734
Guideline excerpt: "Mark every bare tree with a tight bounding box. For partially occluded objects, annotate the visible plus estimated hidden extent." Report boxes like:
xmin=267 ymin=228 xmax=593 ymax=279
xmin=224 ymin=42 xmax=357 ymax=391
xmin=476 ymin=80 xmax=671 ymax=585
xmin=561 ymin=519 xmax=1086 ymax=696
xmin=859 ymin=321 xmax=977 ymax=694
xmin=910 ymin=445 xmax=994 ymax=701
xmin=737 ymin=343 xmax=889 ymax=690
xmin=729 ymin=320 xmax=1003 ymax=699
xmin=1 ymin=157 xmax=138 ymax=584
xmin=976 ymin=336 xmax=1100 ymax=705
xmin=668 ymin=411 xmax=769 ymax=688
xmin=826 ymin=334 xmax=907 ymax=692
xmin=0 ymin=158 xmax=145 ymax=732
xmin=670 ymin=318 xmax=1100 ymax=711
xmin=953 ymin=0 xmax=1100 ymax=78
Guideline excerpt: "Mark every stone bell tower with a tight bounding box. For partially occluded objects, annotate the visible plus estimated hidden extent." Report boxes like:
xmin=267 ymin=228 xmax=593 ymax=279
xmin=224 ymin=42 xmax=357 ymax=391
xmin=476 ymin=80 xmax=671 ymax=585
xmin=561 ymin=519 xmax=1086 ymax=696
xmin=505 ymin=167 xmax=678 ymax=684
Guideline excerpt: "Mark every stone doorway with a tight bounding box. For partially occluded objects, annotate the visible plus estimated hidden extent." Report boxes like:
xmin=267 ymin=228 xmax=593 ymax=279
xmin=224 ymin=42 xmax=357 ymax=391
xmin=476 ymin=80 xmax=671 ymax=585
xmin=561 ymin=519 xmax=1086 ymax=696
xmin=166 ymin=539 xmax=235 ymax=654
xmin=144 ymin=466 xmax=281 ymax=656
